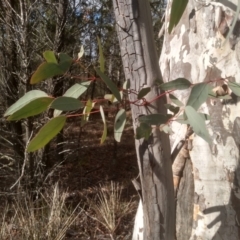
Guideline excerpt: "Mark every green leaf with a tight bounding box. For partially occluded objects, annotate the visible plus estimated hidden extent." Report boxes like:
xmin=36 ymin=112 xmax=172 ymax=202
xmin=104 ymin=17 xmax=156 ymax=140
xmin=81 ymin=99 xmax=95 ymax=127
xmin=27 ymin=116 xmax=66 ymax=152
xmin=139 ymin=114 xmax=170 ymax=125
xmin=185 ymin=106 xmax=211 ymax=143
xmin=176 ymin=112 xmax=210 ymax=124
xmin=228 ymin=81 xmax=240 ymax=97
xmin=4 ymin=90 xmax=49 ymax=117
xmin=169 ymin=94 xmax=184 ymax=106
xmin=78 ymin=45 xmax=84 ymax=59
xmin=58 ymin=53 xmax=73 ymax=72
xmin=30 ymin=62 xmax=64 ymax=84
xmin=54 ymin=81 xmax=91 ymax=117
xmin=186 ymin=83 xmax=210 ymax=110
xmin=138 ymin=87 xmax=151 ymax=99
xmin=95 ymin=68 xmax=121 ymax=102
xmin=114 ymin=109 xmax=126 ymax=142
xmin=165 ymin=104 xmax=180 ymax=114
xmin=43 ymin=51 xmax=57 ymax=63
xmin=168 ymin=0 xmax=188 ymax=33
xmin=160 ymin=78 xmax=191 ymax=91
xmin=123 ymin=79 xmax=130 ymax=90
xmin=51 ymin=97 xmax=83 ymax=111
xmin=100 ymin=106 xmax=107 ymax=144
xmin=136 ymin=123 xmax=152 ymax=140
xmin=7 ymin=97 xmax=53 ymax=121
xmin=97 ymin=36 xmax=105 ymax=73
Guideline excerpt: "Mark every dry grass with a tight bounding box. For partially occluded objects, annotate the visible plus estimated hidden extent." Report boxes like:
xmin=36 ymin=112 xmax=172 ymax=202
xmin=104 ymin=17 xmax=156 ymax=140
xmin=0 ymin=183 xmax=81 ymax=240
xmin=88 ymin=181 xmax=135 ymax=239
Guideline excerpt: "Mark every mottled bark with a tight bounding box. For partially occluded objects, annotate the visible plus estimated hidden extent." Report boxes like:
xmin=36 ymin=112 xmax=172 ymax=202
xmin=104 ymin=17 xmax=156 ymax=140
xmin=112 ymin=0 xmax=174 ymax=239
xmin=160 ymin=0 xmax=240 ymax=239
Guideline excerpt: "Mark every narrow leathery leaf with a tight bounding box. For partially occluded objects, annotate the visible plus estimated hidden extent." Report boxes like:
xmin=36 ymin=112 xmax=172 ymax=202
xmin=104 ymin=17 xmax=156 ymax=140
xmin=97 ymin=36 xmax=105 ymax=73
xmin=168 ymin=0 xmax=188 ymax=33
xmin=7 ymin=97 xmax=53 ymax=121
xmin=100 ymin=106 xmax=107 ymax=144
xmin=95 ymin=68 xmax=121 ymax=102
xmin=43 ymin=51 xmax=57 ymax=63
xmin=185 ymin=106 xmax=211 ymax=143
xmin=4 ymin=90 xmax=49 ymax=116
xmin=123 ymin=79 xmax=130 ymax=90
xmin=160 ymin=78 xmax=191 ymax=91
xmin=78 ymin=45 xmax=84 ymax=59
xmin=138 ymin=87 xmax=151 ymax=99
xmin=54 ymin=81 xmax=91 ymax=117
xmin=186 ymin=83 xmax=210 ymax=110
xmin=63 ymin=82 xmax=91 ymax=98
xmin=58 ymin=53 xmax=73 ymax=72
xmin=136 ymin=123 xmax=152 ymax=140
xmin=139 ymin=114 xmax=170 ymax=125
xmin=165 ymin=104 xmax=180 ymax=114
xmin=30 ymin=62 xmax=64 ymax=84
xmin=160 ymin=124 xmax=174 ymax=135
xmin=27 ymin=116 xmax=66 ymax=152
xmin=81 ymin=99 xmax=95 ymax=127
xmin=104 ymin=94 xmax=115 ymax=102
xmin=176 ymin=114 xmax=188 ymax=124
xmin=169 ymin=94 xmax=184 ymax=106
xmin=114 ymin=109 xmax=126 ymax=142
xmin=59 ymin=52 xmax=72 ymax=63
xmin=59 ymin=60 xmax=72 ymax=72
xmin=228 ymin=81 xmax=240 ymax=97
xmin=51 ymin=97 xmax=83 ymax=111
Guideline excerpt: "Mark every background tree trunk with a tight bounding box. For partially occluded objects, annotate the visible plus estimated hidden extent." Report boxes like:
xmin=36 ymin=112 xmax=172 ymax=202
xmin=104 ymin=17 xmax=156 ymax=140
xmin=113 ymin=0 xmax=175 ymax=239
xmin=160 ymin=0 xmax=240 ymax=239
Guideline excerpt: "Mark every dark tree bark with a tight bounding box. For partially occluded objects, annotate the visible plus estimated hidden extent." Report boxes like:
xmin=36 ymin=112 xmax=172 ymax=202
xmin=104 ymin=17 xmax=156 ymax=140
xmin=112 ymin=0 xmax=175 ymax=239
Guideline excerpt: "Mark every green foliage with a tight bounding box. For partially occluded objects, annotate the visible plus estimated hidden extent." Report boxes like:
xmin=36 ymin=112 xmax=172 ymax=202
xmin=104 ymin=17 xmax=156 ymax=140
xmin=186 ymin=83 xmax=209 ymax=110
xmin=27 ymin=116 xmax=66 ymax=152
xmin=4 ymin=90 xmax=52 ymax=119
xmin=95 ymin=68 xmax=121 ymax=102
xmin=114 ymin=109 xmax=126 ymax=142
xmin=30 ymin=51 xmax=72 ymax=84
xmin=43 ymin=50 xmax=57 ymax=63
xmin=137 ymin=87 xmax=151 ymax=99
xmin=160 ymin=78 xmax=191 ymax=91
xmin=100 ymin=106 xmax=107 ymax=144
xmin=51 ymin=97 xmax=83 ymax=111
xmin=8 ymin=97 xmax=53 ymax=121
xmin=81 ymin=99 xmax=95 ymax=127
xmin=78 ymin=45 xmax=84 ymax=59
xmin=136 ymin=123 xmax=152 ymax=140
xmin=228 ymin=81 xmax=240 ymax=97
xmin=168 ymin=0 xmax=188 ymax=33
xmin=139 ymin=114 xmax=170 ymax=125
xmin=169 ymin=94 xmax=184 ymax=106
xmin=184 ymin=106 xmax=211 ymax=143
xmin=54 ymin=81 xmax=91 ymax=117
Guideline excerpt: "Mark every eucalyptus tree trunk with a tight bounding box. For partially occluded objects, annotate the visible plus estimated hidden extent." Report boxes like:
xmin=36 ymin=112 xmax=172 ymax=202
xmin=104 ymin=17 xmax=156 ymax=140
xmin=160 ymin=0 xmax=240 ymax=239
xmin=112 ymin=0 xmax=175 ymax=239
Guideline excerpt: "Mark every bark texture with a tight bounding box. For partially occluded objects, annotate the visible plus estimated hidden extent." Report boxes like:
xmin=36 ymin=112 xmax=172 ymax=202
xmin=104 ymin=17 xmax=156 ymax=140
xmin=160 ymin=0 xmax=240 ymax=239
xmin=112 ymin=0 xmax=175 ymax=239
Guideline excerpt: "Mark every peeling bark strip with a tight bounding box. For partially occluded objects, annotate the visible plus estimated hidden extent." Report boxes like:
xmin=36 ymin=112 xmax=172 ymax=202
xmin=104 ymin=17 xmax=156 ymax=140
xmin=112 ymin=0 xmax=175 ymax=239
